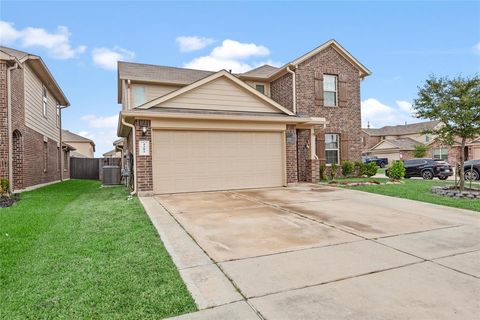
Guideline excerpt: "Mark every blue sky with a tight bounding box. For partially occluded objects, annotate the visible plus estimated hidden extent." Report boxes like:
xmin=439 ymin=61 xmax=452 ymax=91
xmin=1 ymin=1 xmax=479 ymax=155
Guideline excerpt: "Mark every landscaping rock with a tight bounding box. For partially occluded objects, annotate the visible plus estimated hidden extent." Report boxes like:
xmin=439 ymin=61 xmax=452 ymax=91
xmin=431 ymin=186 xmax=480 ymax=199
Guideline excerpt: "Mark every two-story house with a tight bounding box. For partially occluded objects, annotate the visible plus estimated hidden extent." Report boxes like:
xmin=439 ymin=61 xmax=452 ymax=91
xmin=116 ymin=39 xmax=371 ymax=195
xmin=362 ymin=120 xmax=480 ymax=164
xmin=0 ymin=46 xmax=72 ymax=192
xmin=62 ymin=130 xmax=96 ymax=158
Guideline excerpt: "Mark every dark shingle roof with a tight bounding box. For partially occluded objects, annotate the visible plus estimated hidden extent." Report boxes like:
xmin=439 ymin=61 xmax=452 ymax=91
xmin=238 ymin=64 xmax=280 ymax=79
xmin=363 ymin=120 xmax=441 ymax=136
xmin=118 ymin=61 xmax=214 ymax=85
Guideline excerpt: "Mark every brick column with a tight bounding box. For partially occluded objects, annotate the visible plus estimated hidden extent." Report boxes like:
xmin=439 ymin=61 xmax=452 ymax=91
xmin=135 ymin=120 xmax=153 ymax=193
xmin=306 ymin=159 xmax=320 ymax=183
xmin=286 ymin=125 xmax=298 ymax=183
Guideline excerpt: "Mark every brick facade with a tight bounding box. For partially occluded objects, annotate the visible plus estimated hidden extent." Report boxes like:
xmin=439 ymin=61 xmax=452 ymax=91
xmin=134 ymin=120 xmax=153 ymax=192
xmin=271 ymin=47 xmax=363 ymax=183
xmin=361 ymin=131 xmax=381 ymax=155
xmin=0 ymin=60 xmax=68 ymax=191
xmin=285 ymin=125 xmax=298 ymax=183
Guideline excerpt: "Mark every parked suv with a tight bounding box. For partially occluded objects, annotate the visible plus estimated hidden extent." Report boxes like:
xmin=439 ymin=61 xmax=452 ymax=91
xmin=363 ymin=156 xmax=389 ymax=168
xmin=464 ymin=160 xmax=480 ymax=181
xmin=387 ymin=158 xmax=453 ymax=180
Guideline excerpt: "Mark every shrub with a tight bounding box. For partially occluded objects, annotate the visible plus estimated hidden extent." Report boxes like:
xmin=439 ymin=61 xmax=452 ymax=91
xmin=0 ymin=178 xmax=9 ymax=195
xmin=413 ymin=144 xmax=428 ymax=158
xmin=329 ymin=163 xmax=338 ymax=180
xmin=341 ymin=160 xmax=354 ymax=177
xmin=353 ymin=161 xmax=365 ymax=177
xmin=388 ymin=160 xmax=406 ymax=180
xmin=364 ymin=162 xmax=378 ymax=177
xmin=319 ymin=163 xmax=326 ymax=181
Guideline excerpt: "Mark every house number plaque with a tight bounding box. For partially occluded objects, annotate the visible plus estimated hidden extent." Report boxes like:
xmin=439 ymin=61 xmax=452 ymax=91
xmin=139 ymin=140 xmax=150 ymax=156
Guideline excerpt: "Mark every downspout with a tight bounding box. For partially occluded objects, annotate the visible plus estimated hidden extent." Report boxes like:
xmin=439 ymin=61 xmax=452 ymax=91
xmin=6 ymin=62 xmax=19 ymax=193
xmin=286 ymin=65 xmax=296 ymax=114
xmin=126 ymin=79 xmax=131 ymax=110
xmin=122 ymin=117 xmax=136 ymax=195
xmin=59 ymin=107 xmax=63 ymax=181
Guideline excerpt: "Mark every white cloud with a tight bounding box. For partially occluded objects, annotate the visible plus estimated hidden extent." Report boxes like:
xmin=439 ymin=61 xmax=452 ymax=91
xmin=92 ymin=47 xmax=134 ymax=70
xmin=176 ymin=36 xmax=215 ymax=52
xmin=361 ymin=98 xmax=418 ymax=128
xmin=474 ymin=42 xmax=480 ymax=55
xmin=77 ymin=130 xmax=118 ymax=156
xmin=183 ymin=39 xmax=276 ymax=73
xmin=396 ymin=100 xmax=413 ymax=114
xmin=80 ymin=114 xmax=118 ymax=128
xmin=0 ymin=21 xmax=86 ymax=59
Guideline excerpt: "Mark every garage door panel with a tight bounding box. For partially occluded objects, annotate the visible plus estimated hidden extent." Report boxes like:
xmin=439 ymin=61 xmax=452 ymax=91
xmin=153 ymin=130 xmax=284 ymax=194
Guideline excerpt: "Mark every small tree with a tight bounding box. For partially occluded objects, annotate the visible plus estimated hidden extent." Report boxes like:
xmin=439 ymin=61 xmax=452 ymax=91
xmin=413 ymin=75 xmax=480 ymax=191
xmin=319 ymin=163 xmax=326 ymax=181
xmin=353 ymin=161 xmax=365 ymax=177
xmin=388 ymin=160 xmax=406 ymax=181
xmin=413 ymin=144 xmax=428 ymax=158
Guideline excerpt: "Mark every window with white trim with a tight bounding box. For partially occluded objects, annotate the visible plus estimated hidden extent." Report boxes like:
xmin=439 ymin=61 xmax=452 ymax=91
xmin=433 ymin=148 xmax=448 ymax=161
xmin=133 ymin=86 xmax=146 ymax=107
xmin=323 ymin=75 xmax=337 ymax=107
xmin=325 ymin=134 xmax=340 ymax=164
xmin=42 ymin=86 xmax=48 ymax=117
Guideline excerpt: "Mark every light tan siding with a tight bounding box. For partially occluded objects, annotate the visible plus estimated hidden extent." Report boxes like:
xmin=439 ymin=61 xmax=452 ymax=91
xmin=67 ymin=142 xmax=94 ymax=158
xmin=244 ymin=80 xmax=271 ymax=97
xmin=130 ymin=83 xmax=182 ymax=108
xmin=157 ymin=77 xmax=282 ymax=113
xmin=473 ymin=147 xmax=480 ymax=159
xmin=24 ymin=64 xmax=60 ymax=141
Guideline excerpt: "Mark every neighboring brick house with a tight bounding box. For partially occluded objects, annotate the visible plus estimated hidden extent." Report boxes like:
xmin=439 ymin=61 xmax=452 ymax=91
xmin=62 ymin=130 xmax=96 ymax=158
xmin=362 ymin=120 xmax=480 ymax=165
xmin=116 ymin=40 xmax=371 ymax=195
xmin=0 ymin=46 xmax=72 ymax=192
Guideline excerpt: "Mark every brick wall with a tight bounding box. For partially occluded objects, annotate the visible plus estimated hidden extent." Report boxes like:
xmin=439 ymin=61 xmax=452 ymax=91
xmin=361 ymin=131 xmax=381 ymax=154
xmin=0 ymin=62 xmax=7 ymax=179
xmin=1 ymin=62 xmax=63 ymax=190
xmin=296 ymin=129 xmax=310 ymax=182
xmin=271 ymin=73 xmax=294 ymax=112
xmin=135 ymin=120 xmax=153 ymax=192
xmin=271 ymin=47 xmax=363 ymax=162
xmin=285 ymin=125 xmax=298 ymax=183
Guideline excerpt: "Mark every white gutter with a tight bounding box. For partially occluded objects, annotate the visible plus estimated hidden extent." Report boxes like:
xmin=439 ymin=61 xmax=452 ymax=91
xmin=286 ymin=65 xmax=296 ymax=114
xmin=122 ymin=117 xmax=136 ymax=195
xmin=6 ymin=62 xmax=20 ymax=193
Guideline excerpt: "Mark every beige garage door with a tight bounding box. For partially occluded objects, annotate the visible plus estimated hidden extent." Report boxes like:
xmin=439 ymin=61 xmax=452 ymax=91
xmin=152 ymin=130 xmax=284 ymax=194
xmin=473 ymin=147 xmax=480 ymax=160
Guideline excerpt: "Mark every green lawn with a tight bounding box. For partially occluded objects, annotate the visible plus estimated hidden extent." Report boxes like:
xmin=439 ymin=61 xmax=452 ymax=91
xmin=0 ymin=180 xmax=196 ymax=319
xmin=329 ymin=178 xmax=480 ymax=212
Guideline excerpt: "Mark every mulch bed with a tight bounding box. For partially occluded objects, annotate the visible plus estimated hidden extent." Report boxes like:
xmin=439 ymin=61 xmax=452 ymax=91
xmin=0 ymin=194 xmax=19 ymax=208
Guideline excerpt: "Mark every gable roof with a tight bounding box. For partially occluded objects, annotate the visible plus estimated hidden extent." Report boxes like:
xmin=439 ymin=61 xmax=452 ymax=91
xmin=363 ymin=120 xmax=441 ymax=137
xmin=238 ymin=64 xmax=280 ymax=79
xmin=371 ymin=137 xmax=420 ymax=151
xmin=0 ymin=46 xmax=70 ymax=106
xmin=62 ymin=130 xmax=95 ymax=146
xmin=269 ymin=39 xmax=371 ymax=80
xmin=117 ymin=61 xmax=214 ymax=103
xmin=136 ymin=70 xmax=295 ymax=115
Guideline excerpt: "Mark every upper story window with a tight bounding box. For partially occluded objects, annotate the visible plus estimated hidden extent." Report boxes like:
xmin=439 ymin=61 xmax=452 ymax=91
xmin=325 ymin=133 xmax=340 ymax=164
xmin=323 ymin=75 xmax=337 ymax=107
xmin=255 ymin=84 xmax=265 ymax=94
xmin=133 ymin=86 xmax=146 ymax=107
xmin=56 ymin=103 xmax=60 ymax=127
xmin=42 ymin=86 xmax=48 ymax=117
xmin=425 ymin=134 xmax=430 ymax=143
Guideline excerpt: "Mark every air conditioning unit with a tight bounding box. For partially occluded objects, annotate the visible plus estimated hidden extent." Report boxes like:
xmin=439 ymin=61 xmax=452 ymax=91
xmin=103 ymin=166 xmax=121 ymax=185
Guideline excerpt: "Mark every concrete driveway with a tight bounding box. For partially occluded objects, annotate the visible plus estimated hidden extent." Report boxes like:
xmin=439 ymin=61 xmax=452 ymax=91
xmin=147 ymin=184 xmax=480 ymax=319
